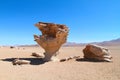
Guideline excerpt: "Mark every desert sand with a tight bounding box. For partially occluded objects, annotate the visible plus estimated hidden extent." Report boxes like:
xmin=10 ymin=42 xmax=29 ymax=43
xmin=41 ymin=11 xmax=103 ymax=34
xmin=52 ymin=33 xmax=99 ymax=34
xmin=0 ymin=46 xmax=120 ymax=80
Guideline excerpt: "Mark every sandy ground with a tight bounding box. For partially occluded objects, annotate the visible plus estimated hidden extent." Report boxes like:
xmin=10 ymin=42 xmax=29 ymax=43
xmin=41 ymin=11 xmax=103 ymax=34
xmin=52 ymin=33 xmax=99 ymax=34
xmin=0 ymin=46 xmax=120 ymax=80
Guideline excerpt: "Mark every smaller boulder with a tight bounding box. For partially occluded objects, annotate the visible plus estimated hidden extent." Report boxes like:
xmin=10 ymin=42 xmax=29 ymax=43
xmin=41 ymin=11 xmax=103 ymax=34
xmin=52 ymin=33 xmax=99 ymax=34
xmin=10 ymin=46 xmax=14 ymax=49
xmin=60 ymin=58 xmax=67 ymax=62
xmin=83 ymin=44 xmax=112 ymax=62
xmin=31 ymin=52 xmax=42 ymax=58
xmin=12 ymin=58 xmax=30 ymax=65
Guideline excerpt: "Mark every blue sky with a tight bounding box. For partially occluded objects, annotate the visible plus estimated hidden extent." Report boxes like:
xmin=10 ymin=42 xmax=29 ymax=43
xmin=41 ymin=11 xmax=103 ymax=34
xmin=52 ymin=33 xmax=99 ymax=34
xmin=0 ymin=0 xmax=120 ymax=45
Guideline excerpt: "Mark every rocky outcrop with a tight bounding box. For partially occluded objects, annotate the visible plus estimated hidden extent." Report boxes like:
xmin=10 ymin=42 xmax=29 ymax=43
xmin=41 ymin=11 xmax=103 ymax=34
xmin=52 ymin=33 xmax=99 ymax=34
xmin=83 ymin=44 xmax=112 ymax=62
xmin=34 ymin=22 xmax=69 ymax=61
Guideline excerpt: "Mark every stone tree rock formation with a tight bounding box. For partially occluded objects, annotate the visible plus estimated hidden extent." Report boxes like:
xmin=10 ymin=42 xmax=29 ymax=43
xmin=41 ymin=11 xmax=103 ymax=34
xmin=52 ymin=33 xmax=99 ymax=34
xmin=34 ymin=22 xmax=69 ymax=61
xmin=83 ymin=44 xmax=112 ymax=62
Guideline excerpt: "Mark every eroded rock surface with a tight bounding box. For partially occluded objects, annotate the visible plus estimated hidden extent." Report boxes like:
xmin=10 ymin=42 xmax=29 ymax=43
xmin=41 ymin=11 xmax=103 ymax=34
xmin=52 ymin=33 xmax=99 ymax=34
xmin=83 ymin=44 xmax=112 ymax=62
xmin=34 ymin=22 xmax=69 ymax=61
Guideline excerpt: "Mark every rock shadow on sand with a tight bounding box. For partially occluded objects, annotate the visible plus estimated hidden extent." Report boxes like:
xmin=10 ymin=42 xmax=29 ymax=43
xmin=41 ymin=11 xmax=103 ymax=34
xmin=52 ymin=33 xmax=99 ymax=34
xmin=1 ymin=58 xmax=45 ymax=65
xmin=76 ymin=58 xmax=112 ymax=63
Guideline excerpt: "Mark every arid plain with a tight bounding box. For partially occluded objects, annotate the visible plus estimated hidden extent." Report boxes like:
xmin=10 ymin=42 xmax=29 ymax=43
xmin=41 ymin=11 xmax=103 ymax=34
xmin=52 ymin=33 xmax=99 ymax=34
xmin=0 ymin=46 xmax=120 ymax=80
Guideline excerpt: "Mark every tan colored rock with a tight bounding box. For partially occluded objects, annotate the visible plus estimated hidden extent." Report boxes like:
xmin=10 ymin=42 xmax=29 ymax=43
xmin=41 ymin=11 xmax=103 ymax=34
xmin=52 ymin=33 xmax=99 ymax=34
xmin=60 ymin=58 xmax=67 ymax=62
xmin=34 ymin=22 xmax=69 ymax=61
xmin=12 ymin=58 xmax=30 ymax=65
xmin=83 ymin=44 xmax=112 ymax=62
xmin=32 ymin=52 xmax=42 ymax=58
xmin=60 ymin=56 xmax=80 ymax=62
xmin=10 ymin=46 xmax=14 ymax=49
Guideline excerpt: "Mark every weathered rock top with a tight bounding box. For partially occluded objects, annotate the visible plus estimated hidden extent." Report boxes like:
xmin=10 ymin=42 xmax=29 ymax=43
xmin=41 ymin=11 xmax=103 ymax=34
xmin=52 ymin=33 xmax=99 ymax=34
xmin=35 ymin=22 xmax=69 ymax=38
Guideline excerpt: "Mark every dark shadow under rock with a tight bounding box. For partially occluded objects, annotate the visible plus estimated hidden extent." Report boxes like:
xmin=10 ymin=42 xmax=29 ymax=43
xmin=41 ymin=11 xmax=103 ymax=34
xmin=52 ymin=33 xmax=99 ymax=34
xmin=76 ymin=58 xmax=112 ymax=62
xmin=1 ymin=57 xmax=45 ymax=65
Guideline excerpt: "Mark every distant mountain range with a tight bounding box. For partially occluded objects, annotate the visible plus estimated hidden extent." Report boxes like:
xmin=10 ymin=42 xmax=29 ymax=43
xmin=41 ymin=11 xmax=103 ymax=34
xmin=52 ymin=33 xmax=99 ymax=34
xmin=93 ymin=38 xmax=120 ymax=46
xmin=18 ymin=38 xmax=120 ymax=47
xmin=63 ymin=37 xmax=120 ymax=46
